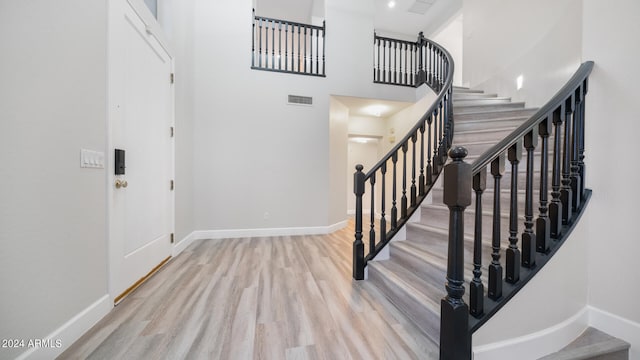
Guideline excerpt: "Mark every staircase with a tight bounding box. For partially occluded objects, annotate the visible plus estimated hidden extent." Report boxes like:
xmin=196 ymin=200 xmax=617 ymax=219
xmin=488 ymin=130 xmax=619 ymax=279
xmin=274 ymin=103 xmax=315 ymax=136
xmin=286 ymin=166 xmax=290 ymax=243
xmin=367 ymin=86 xmax=539 ymax=344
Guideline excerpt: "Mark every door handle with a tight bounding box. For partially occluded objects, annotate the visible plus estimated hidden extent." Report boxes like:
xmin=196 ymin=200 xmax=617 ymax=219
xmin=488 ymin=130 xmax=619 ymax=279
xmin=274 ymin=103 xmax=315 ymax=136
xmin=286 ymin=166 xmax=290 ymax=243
xmin=115 ymin=179 xmax=128 ymax=189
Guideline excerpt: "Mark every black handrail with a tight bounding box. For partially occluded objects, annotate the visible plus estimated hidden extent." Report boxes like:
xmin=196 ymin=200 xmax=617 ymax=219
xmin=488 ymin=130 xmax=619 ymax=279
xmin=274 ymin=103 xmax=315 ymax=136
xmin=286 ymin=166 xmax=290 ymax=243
xmin=252 ymin=9 xmax=326 ymax=77
xmin=440 ymin=61 xmax=594 ymax=359
xmin=352 ymin=33 xmax=454 ymax=280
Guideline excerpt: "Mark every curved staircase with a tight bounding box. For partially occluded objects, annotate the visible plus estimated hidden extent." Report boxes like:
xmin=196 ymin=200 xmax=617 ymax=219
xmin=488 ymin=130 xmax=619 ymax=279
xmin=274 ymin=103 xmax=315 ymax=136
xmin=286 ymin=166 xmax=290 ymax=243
xmin=367 ymin=86 xmax=539 ymax=344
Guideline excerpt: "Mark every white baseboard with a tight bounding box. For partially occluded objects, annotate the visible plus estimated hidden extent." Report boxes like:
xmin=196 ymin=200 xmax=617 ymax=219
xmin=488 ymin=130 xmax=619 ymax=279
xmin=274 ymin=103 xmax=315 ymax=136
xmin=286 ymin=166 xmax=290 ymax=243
xmin=173 ymin=231 xmax=197 ymax=256
xmin=193 ymin=220 xmax=348 ymax=240
xmin=473 ymin=307 xmax=589 ymax=360
xmin=588 ymin=306 xmax=640 ymax=359
xmin=16 ymin=295 xmax=111 ymax=360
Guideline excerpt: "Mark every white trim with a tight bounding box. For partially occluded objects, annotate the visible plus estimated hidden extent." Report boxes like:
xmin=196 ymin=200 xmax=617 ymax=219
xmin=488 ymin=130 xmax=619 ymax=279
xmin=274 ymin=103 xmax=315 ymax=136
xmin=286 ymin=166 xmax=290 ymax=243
xmin=192 ymin=220 xmax=348 ymax=240
xmin=472 ymin=307 xmax=589 ymax=360
xmin=588 ymin=306 xmax=640 ymax=360
xmin=16 ymin=295 xmax=111 ymax=360
xmin=172 ymin=231 xmax=197 ymax=256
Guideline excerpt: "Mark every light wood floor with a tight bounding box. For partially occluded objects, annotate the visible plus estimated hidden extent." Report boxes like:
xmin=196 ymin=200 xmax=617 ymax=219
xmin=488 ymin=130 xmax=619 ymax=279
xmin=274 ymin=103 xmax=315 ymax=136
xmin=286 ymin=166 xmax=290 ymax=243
xmin=59 ymin=222 xmax=439 ymax=359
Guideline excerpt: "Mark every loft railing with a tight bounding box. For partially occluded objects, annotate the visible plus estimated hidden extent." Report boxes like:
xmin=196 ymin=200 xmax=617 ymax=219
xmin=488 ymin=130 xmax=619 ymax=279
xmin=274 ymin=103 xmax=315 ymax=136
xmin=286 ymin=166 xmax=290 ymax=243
xmin=252 ymin=9 xmax=326 ymax=77
xmin=352 ymin=34 xmax=454 ymax=280
xmin=373 ymin=31 xmax=443 ymax=89
xmin=440 ymin=61 xmax=594 ymax=359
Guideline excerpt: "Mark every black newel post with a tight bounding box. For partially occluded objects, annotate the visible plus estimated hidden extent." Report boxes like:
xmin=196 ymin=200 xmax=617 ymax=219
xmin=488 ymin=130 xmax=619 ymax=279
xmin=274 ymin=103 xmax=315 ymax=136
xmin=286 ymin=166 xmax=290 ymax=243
xmin=440 ymin=146 xmax=471 ymax=360
xmin=353 ymin=164 xmax=366 ymax=280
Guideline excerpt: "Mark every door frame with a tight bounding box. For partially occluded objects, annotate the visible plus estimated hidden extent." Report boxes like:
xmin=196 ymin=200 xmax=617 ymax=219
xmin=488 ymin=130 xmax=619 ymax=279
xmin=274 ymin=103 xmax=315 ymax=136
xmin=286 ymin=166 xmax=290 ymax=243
xmin=106 ymin=0 xmax=175 ymax=304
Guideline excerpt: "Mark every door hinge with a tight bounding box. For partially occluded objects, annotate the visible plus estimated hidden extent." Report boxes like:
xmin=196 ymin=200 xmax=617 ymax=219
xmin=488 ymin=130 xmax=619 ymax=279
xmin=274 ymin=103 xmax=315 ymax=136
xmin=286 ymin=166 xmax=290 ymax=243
xmin=170 ymin=73 xmax=174 ymax=84
xmin=170 ymin=126 xmax=174 ymax=137
xmin=170 ymin=180 xmax=174 ymax=191
xmin=170 ymin=233 xmax=174 ymax=244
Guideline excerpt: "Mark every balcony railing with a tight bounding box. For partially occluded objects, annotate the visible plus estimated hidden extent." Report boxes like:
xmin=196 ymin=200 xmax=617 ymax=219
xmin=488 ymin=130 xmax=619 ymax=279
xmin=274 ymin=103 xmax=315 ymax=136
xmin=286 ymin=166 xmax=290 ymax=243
xmin=252 ymin=10 xmax=326 ymax=77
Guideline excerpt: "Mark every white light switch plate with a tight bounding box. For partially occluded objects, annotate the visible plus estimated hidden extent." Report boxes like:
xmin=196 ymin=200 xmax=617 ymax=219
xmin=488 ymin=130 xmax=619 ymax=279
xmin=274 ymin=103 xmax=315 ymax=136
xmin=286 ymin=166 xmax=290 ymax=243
xmin=80 ymin=149 xmax=105 ymax=169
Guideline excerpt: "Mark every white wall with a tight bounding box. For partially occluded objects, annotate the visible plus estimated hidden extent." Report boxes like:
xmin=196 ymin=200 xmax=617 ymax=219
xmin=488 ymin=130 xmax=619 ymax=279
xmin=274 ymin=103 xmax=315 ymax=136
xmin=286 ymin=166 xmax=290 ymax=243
xmin=431 ymin=13 xmax=463 ymax=87
xmin=463 ymin=0 xmax=582 ymax=107
xmin=0 ymin=1 xmax=108 ymax=358
xmin=329 ymin=97 xmax=348 ymax=225
xmin=162 ymin=0 xmax=423 ymax=234
xmin=582 ymin=1 xmax=640 ymax=355
xmin=158 ymin=0 xmax=195 ymax=242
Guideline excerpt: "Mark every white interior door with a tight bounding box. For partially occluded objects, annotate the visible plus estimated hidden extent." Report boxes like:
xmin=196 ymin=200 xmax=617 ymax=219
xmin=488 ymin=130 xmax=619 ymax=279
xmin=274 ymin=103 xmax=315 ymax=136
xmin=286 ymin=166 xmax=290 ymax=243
xmin=108 ymin=0 xmax=174 ymax=304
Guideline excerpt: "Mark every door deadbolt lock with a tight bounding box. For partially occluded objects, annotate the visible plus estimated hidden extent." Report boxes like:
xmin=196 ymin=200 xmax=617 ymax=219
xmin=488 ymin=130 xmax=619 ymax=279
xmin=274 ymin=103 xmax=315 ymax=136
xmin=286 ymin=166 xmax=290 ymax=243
xmin=115 ymin=179 xmax=128 ymax=189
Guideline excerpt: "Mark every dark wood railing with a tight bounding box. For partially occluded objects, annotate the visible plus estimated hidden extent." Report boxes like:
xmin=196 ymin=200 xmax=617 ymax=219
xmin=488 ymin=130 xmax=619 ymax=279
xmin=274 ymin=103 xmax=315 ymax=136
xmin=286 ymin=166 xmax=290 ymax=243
xmin=352 ymin=34 xmax=454 ymax=280
xmin=440 ymin=61 xmax=594 ymax=359
xmin=252 ymin=9 xmax=326 ymax=77
xmin=373 ymin=32 xmax=444 ymax=89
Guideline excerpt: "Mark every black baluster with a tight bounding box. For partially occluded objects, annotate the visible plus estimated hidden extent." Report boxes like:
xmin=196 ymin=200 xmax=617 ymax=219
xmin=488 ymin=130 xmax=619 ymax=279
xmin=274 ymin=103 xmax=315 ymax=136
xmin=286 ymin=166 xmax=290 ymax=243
xmin=297 ymin=25 xmax=301 ymax=72
xmin=419 ymin=123 xmax=426 ymax=196
xmin=432 ymin=108 xmax=439 ymax=174
xmin=383 ymin=39 xmax=387 ymax=82
xmin=270 ymin=20 xmax=274 ymax=69
xmin=404 ymin=42 xmax=408 ymax=85
xmin=470 ymin=169 xmax=486 ymax=317
xmin=411 ymin=133 xmax=417 ymax=207
xmin=258 ymin=18 xmax=263 ymax=68
xmin=417 ymin=32 xmax=424 ymax=84
xmin=353 ymin=165 xmax=365 ymax=280
xmin=560 ymin=98 xmax=573 ymax=224
xmin=380 ymin=162 xmax=387 ymax=244
xmin=322 ymin=22 xmax=326 ymax=75
xmin=570 ymin=88 xmax=582 ymax=210
xmin=438 ymin=101 xmax=446 ymax=166
xmin=315 ymin=27 xmax=319 ymax=75
xmin=252 ymin=10 xmax=256 ymax=67
xmin=426 ymin=115 xmax=433 ymax=185
xmin=304 ymin=26 xmax=307 ymax=73
xmin=522 ymin=128 xmax=538 ymax=267
xmin=399 ymin=42 xmax=403 ymax=85
xmin=488 ymin=154 xmax=505 ymax=300
xmin=278 ymin=21 xmax=282 ymax=70
xmin=375 ymin=35 xmax=380 ymax=81
xmin=536 ymin=117 xmax=552 ymax=253
xmin=440 ymin=146 xmax=471 ymax=360
xmin=370 ymin=173 xmax=376 ymax=255
xmin=285 ymin=23 xmax=288 ymax=71
xmin=578 ymin=80 xmax=587 ymax=196
xmin=394 ymin=41 xmax=398 ymax=84
xmin=391 ymin=152 xmax=398 ymax=229
xmin=401 ymin=142 xmax=408 ymax=218
xmin=549 ymin=108 xmax=563 ymax=239
xmin=506 ymin=141 xmax=522 ymax=284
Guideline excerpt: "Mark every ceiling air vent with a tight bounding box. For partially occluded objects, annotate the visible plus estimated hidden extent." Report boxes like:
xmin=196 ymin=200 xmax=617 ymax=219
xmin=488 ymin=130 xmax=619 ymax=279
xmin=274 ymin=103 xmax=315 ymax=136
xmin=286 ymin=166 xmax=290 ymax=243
xmin=408 ymin=0 xmax=436 ymax=15
xmin=288 ymin=95 xmax=313 ymax=106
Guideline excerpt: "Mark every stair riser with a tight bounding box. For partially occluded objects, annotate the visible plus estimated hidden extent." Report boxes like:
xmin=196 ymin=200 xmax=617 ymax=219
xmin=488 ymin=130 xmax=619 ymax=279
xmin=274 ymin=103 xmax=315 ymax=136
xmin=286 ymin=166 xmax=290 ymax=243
xmin=453 ymin=98 xmax=512 ymax=106
xmin=368 ymin=265 xmax=442 ymax=343
xmin=402 ymin=228 xmax=496 ymax=268
xmin=454 ymin=109 xmax=538 ymax=121
xmin=455 ymin=129 xmax=516 ymax=143
xmin=454 ymin=102 xmax=525 ymax=114
xmin=454 ymin=118 xmax=528 ymax=133
xmin=453 ymin=93 xmax=498 ymax=100
xmin=453 ymin=88 xmax=483 ymax=94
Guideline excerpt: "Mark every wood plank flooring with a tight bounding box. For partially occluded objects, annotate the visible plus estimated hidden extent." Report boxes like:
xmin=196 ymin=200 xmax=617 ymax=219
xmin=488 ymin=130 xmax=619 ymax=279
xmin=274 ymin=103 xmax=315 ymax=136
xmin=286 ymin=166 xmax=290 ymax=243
xmin=59 ymin=222 xmax=439 ymax=359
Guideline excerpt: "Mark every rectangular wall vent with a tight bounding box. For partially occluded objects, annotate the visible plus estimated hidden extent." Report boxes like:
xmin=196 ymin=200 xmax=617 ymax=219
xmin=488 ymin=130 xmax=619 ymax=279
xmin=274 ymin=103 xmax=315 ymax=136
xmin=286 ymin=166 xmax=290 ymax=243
xmin=288 ymin=95 xmax=313 ymax=106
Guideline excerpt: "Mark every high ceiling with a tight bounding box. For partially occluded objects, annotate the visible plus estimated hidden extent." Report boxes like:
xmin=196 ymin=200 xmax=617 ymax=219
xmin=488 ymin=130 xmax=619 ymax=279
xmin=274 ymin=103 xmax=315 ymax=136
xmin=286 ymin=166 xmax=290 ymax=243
xmin=255 ymin=0 xmax=462 ymax=37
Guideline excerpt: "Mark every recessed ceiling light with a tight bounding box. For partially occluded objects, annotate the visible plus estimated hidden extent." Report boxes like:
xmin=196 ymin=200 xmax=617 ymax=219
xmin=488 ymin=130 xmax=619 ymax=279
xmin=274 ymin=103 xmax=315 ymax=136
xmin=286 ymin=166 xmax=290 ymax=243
xmin=388 ymin=1 xmax=396 ymax=9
